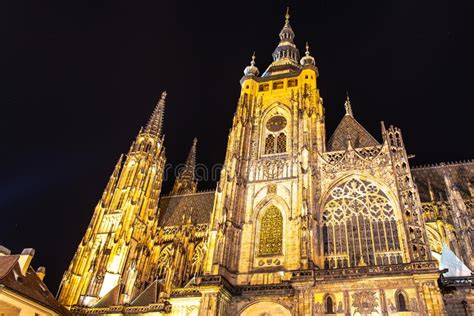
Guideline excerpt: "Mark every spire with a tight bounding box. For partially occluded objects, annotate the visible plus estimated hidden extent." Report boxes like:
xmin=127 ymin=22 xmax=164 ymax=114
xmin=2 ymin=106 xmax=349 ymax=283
xmin=344 ymin=92 xmax=353 ymax=117
xmin=243 ymin=52 xmax=260 ymax=76
xmin=144 ymin=91 xmax=167 ymax=136
xmin=171 ymin=138 xmax=198 ymax=195
xmin=263 ymin=7 xmax=301 ymax=76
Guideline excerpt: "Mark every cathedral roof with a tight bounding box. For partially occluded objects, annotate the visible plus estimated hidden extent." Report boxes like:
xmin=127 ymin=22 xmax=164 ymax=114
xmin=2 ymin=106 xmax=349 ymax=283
xmin=158 ymin=190 xmax=216 ymax=227
xmin=327 ymin=97 xmax=380 ymax=151
xmin=412 ymin=160 xmax=474 ymax=202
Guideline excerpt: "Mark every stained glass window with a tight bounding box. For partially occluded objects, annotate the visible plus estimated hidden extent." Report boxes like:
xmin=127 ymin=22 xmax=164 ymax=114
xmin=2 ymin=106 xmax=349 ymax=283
xmin=258 ymin=206 xmax=283 ymax=256
xmin=322 ymin=178 xmax=403 ymax=268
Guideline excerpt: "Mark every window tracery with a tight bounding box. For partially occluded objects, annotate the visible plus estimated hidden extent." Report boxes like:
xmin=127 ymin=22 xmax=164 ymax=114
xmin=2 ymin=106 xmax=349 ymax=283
xmin=322 ymin=178 xmax=403 ymax=268
xmin=263 ymin=114 xmax=287 ymax=155
xmin=156 ymin=244 xmax=173 ymax=279
xmin=190 ymin=243 xmax=205 ymax=277
xmin=258 ymin=205 xmax=283 ymax=256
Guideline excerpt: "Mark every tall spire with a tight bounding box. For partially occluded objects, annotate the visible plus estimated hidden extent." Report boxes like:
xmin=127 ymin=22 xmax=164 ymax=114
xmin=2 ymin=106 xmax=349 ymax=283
xmin=262 ymin=7 xmax=301 ymax=76
xmin=145 ymin=91 xmax=167 ymax=136
xmin=344 ymin=92 xmax=353 ymax=117
xmin=171 ymin=138 xmax=198 ymax=195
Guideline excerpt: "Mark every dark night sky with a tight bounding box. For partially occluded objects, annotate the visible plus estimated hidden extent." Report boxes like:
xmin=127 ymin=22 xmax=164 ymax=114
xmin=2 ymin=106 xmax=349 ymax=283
xmin=0 ymin=0 xmax=473 ymax=293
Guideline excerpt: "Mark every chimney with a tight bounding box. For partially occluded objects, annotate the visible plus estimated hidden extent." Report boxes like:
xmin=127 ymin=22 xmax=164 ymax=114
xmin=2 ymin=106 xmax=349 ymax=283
xmin=18 ymin=248 xmax=35 ymax=275
xmin=0 ymin=245 xmax=11 ymax=256
xmin=36 ymin=266 xmax=46 ymax=281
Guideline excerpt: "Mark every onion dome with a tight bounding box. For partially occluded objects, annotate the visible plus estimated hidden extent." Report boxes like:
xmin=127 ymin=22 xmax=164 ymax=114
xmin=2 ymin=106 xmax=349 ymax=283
xmin=300 ymin=42 xmax=316 ymax=66
xmin=243 ymin=52 xmax=259 ymax=76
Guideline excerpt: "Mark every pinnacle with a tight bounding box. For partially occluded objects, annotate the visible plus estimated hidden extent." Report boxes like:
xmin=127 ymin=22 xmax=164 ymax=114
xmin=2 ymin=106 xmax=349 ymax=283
xmin=145 ymin=91 xmax=167 ymax=136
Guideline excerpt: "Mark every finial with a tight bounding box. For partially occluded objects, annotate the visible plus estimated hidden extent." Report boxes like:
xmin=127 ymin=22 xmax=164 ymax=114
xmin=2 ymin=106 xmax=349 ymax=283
xmin=285 ymin=7 xmax=290 ymax=25
xmin=344 ymin=92 xmax=353 ymax=117
xmin=251 ymin=51 xmax=256 ymax=65
xmin=305 ymin=42 xmax=310 ymax=56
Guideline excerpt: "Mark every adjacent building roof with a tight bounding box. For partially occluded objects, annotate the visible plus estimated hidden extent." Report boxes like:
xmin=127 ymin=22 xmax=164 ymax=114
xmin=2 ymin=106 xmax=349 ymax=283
xmin=412 ymin=161 xmax=474 ymax=202
xmin=0 ymin=254 xmax=70 ymax=315
xmin=158 ymin=190 xmax=216 ymax=227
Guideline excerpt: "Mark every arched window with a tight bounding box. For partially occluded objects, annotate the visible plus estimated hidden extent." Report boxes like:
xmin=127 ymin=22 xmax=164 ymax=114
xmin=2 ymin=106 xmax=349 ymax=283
xmin=397 ymin=292 xmax=408 ymax=311
xmin=321 ymin=178 xmax=403 ymax=268
xmin=265 ymin=134 xmax=275 ymax=154
xmin=264 ymin=115 xmax=287 ymax=154
xmin=325 ymin=296 xmax=334 ymax=314
xmin=276 ymin=133 xmax=286 ymax=153
xmin=258 ymin=206 xmax=283 ymax=256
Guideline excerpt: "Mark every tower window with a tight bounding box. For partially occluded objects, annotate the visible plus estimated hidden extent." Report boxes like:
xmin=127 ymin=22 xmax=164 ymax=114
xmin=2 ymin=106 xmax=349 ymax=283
xmin=287 ymin=79 xmax=298 ymax=87
xmin=397 ymin=292 xmax=408 ymax=311
xmin=264 ymin=134 xmax=275 ymax=154
xmin=264 ymin=115 xmax=287 ymax=155
xmin=273 ymin=81 xmax=284 ymax=89
xmin=258 ymin=206 xmax=283 ymax=256
xmin=259 ymin=84 xmax=269 ymax=91
xmin=276 ymin=133 xmax=286 ymax=153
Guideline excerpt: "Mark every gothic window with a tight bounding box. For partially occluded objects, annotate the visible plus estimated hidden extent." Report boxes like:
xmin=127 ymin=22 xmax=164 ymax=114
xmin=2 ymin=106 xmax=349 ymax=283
xmin=264 ymin=115 xmax=287 ymax=155
xmin=265 ymin=134 xmax=275 ymax=154
xmin=258 ymin=206 xmax=283 ymax=256
xmin=322 ymin=178 xmax=403 ymax=268
xmin=325 ymin=296 xmax=334 ymax=314
xmin=397 ymin=291 xmax=408 ymax=311
xmin=276 ymin=133 xmax=286 ymax=153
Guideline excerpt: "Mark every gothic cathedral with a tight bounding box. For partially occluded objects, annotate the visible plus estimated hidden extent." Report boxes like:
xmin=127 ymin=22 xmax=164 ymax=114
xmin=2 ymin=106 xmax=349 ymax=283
xmin=58 ymin=10 xmax=474 ymax=316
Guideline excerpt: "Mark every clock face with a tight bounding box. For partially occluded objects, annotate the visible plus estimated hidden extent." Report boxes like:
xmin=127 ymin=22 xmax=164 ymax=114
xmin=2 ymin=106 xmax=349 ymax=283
xmin=266 ymin=115 xmax=287 ymax=132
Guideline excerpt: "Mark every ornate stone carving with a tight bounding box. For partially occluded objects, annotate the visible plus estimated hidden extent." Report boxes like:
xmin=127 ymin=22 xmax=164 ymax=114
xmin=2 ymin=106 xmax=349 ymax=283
xmin=351 ymin=291 xmax=378 ymax=315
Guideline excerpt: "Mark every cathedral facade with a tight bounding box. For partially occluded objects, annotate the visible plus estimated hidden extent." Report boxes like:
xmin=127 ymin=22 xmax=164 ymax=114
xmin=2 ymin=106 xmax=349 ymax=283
xmin=58 ymin=11 xmax=473 ymax=316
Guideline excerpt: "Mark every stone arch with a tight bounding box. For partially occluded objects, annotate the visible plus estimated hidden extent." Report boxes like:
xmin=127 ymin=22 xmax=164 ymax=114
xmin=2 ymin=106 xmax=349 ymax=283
xmin=320 ymin=175 xmax=405 ymax=268
xmin=240 ymin=301 xmax=292 ymax=316
xmin=395 ymin=289 xmax=409 ymax=311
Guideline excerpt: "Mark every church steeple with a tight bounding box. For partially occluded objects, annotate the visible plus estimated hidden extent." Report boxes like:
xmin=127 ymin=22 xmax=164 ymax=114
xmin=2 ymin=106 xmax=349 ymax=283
xmin=171 ymin=138 xmax=198 ymax=195
xmin=144 ymin=91 xmax=167 ymax=136
xmin=263 ymin=8 xmax=301 ymax=76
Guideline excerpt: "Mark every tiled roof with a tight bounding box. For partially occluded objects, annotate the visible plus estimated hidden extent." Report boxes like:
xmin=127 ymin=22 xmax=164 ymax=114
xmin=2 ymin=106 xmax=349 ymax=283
xmin=412 ymin=161 xmax=474 ymax=202
xmin=0 ymin=255 xmax=70 ymax=315
xmin=327 ymin=115 xmax=380 ymax=151
xmin=158 ymin=191 xmax=216 ymax=227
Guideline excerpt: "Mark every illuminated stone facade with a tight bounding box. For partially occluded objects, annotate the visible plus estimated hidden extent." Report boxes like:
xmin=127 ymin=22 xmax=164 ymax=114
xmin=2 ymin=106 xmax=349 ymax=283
xmin=58 ymin=10 xmax=473 ymax=316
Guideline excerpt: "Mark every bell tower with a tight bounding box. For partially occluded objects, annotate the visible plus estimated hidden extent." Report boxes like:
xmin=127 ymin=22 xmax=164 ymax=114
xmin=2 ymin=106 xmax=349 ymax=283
xmin=206 ymin=10 xmax=325 ymax=285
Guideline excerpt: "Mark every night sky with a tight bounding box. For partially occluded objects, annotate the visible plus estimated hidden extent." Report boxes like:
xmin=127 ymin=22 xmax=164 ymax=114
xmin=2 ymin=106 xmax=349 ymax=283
xmin=1 ymin=1 xmax=473 ymax=293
